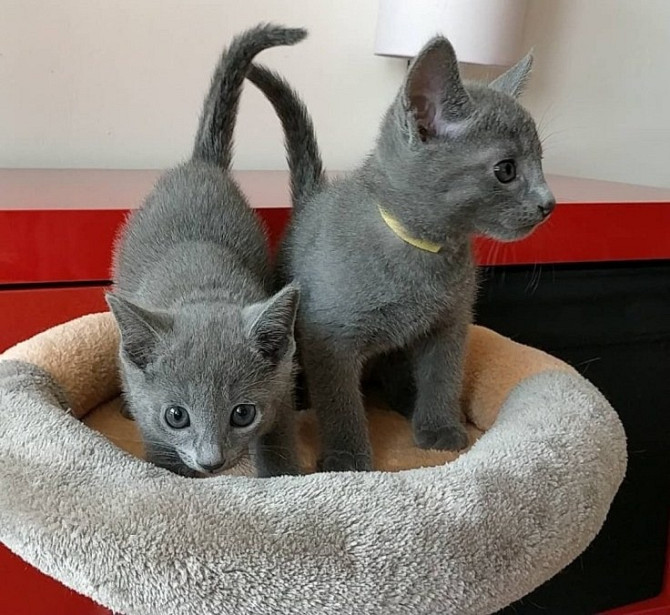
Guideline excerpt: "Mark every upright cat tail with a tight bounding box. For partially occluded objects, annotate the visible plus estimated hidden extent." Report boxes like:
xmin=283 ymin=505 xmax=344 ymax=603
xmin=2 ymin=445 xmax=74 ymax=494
xmin=247 ymin=64 xmax=325 ymax=210
xmin=192 ymin=24 xmax=307 ymax=170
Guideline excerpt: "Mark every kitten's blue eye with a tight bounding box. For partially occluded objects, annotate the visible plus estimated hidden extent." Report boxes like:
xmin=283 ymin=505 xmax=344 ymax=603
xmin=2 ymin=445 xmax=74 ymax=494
xmin=231 ymin=403 xmax=257 ymax=428
xmin=494 ymin=159 xmax=516 ymax=183
xmin=164 ymin=405 xmax=190 ymax=429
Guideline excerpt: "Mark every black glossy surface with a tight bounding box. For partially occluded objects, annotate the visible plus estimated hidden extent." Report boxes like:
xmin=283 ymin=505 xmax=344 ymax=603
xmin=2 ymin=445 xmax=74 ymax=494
xmin=477 ymin=262 xmax=670 ymax=615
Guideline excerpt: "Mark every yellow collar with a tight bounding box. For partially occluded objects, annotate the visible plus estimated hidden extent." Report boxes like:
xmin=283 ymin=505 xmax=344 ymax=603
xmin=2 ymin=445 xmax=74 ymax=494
xmin=378 ymin=206 xmax=442 ymax=254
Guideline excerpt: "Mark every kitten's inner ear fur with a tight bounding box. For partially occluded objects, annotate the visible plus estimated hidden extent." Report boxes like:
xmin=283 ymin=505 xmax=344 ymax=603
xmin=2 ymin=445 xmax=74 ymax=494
xmin=106 ymin=294 xmax=171 ymax=370
xmin=244 ymin=285 xmax=300 ymax=364
xmin=489 ymin=52 xmax=533 ymax=99
xmin=404 ymin=37 xmax=472 ymax=141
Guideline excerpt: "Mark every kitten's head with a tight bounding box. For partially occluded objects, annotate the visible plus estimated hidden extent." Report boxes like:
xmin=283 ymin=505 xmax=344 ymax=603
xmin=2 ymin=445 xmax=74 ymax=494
xmin=107 ymin=285 xmax=299 ymax=477
xmin=376 ymin=36 xmax=555 ymax=242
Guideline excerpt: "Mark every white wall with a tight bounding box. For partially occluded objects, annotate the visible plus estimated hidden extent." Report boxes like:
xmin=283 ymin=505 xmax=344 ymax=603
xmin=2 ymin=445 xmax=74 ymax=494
xmin=1 ymin=0 xmax=668 ymax=188
xmin=521 ymin=0 xmax=670 ymax=188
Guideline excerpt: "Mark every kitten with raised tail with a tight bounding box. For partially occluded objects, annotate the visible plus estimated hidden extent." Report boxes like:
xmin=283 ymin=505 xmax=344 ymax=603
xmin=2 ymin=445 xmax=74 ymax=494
xmin=247 ymin=36 xmax=555 ymax=472
xmin=107 ymin=24 xmax=306 ymax=478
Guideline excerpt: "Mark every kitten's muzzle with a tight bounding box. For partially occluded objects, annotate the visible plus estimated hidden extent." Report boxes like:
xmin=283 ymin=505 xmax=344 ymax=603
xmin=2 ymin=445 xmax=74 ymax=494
xmin=199 ymin=459 xmax=226 ymax=474
xmin=538 ymin=196 xmax=556 ymax=219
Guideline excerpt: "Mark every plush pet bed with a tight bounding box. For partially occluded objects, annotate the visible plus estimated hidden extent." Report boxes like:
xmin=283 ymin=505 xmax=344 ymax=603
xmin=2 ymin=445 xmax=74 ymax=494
xmin=0 ymin=312 xmax=626 ymax=615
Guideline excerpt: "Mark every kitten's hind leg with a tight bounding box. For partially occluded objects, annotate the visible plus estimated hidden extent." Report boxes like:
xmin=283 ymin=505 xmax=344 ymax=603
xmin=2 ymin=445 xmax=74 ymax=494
xmin=254 ymin=390 xmax=301 ymax=477
xmin=303 ymin=340 xmax=372 ymax=472
xmin=363 ymin=349 xmax=416 ymax=418
xmin=410 ymin=322 xmax=469 ymax=452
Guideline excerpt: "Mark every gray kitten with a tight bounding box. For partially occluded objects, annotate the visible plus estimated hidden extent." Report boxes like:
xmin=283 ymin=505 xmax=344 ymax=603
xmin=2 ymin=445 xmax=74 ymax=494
xmin=107 ymin=25 xmax=306 ymax=478
xmin=248 ymin=35 xmax=555 ymax=472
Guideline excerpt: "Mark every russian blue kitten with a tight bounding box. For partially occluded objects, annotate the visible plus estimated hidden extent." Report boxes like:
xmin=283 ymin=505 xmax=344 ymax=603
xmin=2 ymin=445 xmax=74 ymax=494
xmin=248 ymin=36 xmax=555 ymax=472
xmin=107 ymin=25 xmax=306 ymax=478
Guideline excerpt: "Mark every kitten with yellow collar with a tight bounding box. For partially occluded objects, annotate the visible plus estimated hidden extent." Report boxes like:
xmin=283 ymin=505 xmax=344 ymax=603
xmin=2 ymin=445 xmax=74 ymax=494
xmin=248 ymin=35 xmax=555 ymax=471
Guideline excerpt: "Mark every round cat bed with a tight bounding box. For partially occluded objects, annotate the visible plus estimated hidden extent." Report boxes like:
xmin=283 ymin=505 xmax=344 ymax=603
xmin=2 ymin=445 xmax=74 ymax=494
xmin=0 ymin=312 xmax=626 ymax=615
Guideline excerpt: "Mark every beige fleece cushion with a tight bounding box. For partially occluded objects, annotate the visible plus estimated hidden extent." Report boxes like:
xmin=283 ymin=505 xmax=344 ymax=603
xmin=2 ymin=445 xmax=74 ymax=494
xmin=1 ymin=312 xmax=573 ymax=473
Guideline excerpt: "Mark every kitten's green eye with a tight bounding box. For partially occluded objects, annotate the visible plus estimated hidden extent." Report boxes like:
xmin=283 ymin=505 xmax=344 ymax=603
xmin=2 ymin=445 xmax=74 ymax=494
xmin=164 ymin=405 xmax=190 ymax=429
xmin=231 ymin=403 xmax=257 ymax=428
xmin=494 ymin=159 xmax=516 ymax=183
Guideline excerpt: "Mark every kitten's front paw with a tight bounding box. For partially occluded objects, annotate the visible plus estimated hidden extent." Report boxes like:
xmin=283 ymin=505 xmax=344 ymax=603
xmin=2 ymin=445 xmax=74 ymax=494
xmin=413 ymin=418 xmax=468 ymax=451
xmin=319 ymin=450 xmax=372 ymax=472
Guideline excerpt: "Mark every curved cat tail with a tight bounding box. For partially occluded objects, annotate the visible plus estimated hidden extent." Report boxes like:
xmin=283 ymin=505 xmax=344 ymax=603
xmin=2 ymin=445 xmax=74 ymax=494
xmin=247 ymin=63 xmax=325 ymax=211
xmin=192 ymin=24 xmax=307 ymax=170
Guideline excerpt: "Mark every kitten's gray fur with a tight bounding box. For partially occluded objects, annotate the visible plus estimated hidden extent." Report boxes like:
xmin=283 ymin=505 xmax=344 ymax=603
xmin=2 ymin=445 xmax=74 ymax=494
xmin=248 ymin=36 xmax=555 ymax=472
xmin=107 ymin=24 xmax=307 ymax=478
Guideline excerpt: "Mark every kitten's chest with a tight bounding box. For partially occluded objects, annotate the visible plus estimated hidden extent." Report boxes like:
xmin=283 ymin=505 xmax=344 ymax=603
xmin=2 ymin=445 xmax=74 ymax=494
xmin=356 ymin=252 xmax=476 ymax=349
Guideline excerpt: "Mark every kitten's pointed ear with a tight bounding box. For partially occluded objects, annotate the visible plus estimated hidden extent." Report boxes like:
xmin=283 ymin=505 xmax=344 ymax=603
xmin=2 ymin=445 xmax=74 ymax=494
xmin=489 ymin=52 xmax=533 ymax=99
xmin=243 ymin=284 xmax=300 ymax=365
xmin=403 ymin=36 xmax=472 ymax=141
xmin=106 ymin=293 xmax=171 ymax=370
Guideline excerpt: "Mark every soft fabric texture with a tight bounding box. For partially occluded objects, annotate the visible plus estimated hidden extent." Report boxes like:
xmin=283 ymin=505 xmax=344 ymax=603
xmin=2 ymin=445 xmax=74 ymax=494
xmin=0 ymin=313 xmax=626 ymax=615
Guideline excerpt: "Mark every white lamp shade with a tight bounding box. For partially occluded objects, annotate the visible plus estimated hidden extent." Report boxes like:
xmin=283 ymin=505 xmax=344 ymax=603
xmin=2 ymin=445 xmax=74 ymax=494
xmin=374 ymin=0 xmax=529 ymax=66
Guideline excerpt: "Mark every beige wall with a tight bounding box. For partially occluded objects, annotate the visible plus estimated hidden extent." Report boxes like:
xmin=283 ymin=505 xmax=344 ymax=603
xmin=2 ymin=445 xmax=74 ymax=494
xmin=1 ymin=0 xmax=668 ymax=188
